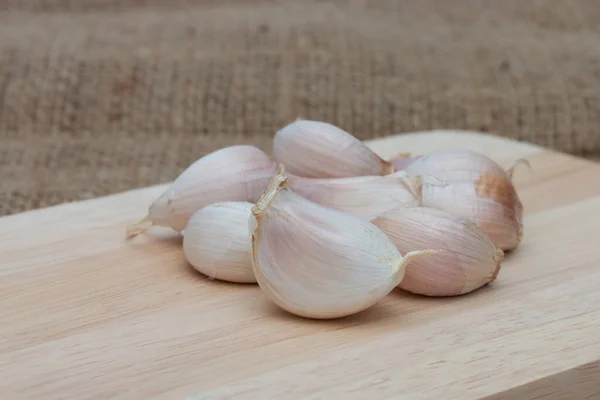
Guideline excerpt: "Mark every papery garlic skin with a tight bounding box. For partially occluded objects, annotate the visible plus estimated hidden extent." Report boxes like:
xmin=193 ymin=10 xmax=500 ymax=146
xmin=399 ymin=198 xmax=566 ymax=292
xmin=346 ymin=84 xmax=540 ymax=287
xmin=250 ymin=167 xmax=435 ymax=319
xmin=127 ymin=145 xmax=276 ymax=237
xmin=389 ymin=153 xmax=418 ymax=171
xmin=286 ymin=172 xmax=419 ymax=221
xmin=372 ymin=207 xmax=504 ymax=297
xmin=273 ymin=120 xmax=394 ymax=178
xmin=404 ymin=149 xmax=524 ymax=251
xmin=183 ymin=202 xmax=256 ymax=283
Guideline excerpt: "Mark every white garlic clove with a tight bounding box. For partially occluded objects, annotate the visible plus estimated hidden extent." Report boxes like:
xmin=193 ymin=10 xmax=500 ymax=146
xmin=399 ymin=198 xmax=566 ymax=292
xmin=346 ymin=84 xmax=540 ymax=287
xmin=182 ymin=202 xmax=256 ymax=283
xmin=372 ymin=206 xmax=504 ymax=297
xmin=286 ymin=171 xmax=420 ymax=221
xmin=250 ymin=166 xmax=437 ymax=319
xmin=127 ymin=145 xmax=277 ymax=237
xmin=273 ymin=119 xmax=394 ymax=178
xmin=403 ymin=148 xmax=525 ymax=251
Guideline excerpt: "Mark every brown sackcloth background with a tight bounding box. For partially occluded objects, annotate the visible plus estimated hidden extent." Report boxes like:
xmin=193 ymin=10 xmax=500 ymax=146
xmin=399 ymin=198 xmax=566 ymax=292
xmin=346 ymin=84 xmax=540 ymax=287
xmin=1 ymin=0 xmax=599 ymax=216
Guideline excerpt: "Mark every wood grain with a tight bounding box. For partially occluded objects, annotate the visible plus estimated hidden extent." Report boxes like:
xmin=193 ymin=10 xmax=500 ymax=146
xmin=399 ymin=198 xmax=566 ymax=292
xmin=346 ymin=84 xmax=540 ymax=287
xmin=1 ymin=130 xmax=600 ymax=400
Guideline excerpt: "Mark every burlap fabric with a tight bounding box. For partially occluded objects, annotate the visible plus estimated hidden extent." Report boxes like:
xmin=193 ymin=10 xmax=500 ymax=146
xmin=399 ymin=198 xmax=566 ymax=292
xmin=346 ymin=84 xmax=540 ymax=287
xmin=1 ymin=0 xmax=599 ymax=216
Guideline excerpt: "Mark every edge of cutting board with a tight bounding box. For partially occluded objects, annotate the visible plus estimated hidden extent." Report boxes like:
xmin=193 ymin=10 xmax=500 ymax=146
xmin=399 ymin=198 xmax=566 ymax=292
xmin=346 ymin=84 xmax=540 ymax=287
xmin=0 ymin=129 xmax=552 ymax=229
xmin=365 ymin=129 xmax=546 ymax=160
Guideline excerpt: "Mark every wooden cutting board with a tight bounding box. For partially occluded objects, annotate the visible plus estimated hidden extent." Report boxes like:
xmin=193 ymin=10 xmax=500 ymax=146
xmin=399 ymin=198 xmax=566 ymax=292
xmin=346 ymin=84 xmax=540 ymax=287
xmin=2 ymin=130 xmax=600 ymax=400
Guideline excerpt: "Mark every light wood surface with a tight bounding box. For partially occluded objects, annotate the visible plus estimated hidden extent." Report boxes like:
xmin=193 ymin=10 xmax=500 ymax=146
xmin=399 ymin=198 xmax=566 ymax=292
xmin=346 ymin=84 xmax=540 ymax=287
xmin=1 ymin=130 xmax=599 ymax=400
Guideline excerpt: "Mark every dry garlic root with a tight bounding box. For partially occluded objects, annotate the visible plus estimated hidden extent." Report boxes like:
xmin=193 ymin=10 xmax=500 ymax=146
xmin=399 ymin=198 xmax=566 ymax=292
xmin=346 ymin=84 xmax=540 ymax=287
xmin=286 ymin=171 xmax=420 ymax=221
xmin=249 ymin=166 xmax=437 ymax=319
xmin=372 ymin=206 xmax=504 ymax=297
xmin=126 ymin=145 xmax=276 ymax=237
xmin=182 ymin=202 xmax=256 ymax=283
xmin=273 ymin=119 xmax=396 ymax=178
xmin=403 ymin=149 xmax=529 ymax=251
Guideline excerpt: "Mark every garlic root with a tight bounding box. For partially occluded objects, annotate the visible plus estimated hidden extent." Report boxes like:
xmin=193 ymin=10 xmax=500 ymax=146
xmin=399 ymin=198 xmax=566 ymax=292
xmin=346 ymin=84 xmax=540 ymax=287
xmin=125 ymin=216 xmax=154 ymax=238
xmin=506 ymin=158 xmax=533 ymax=180
xmin=391 ymin=249 xmax=442 ymax=282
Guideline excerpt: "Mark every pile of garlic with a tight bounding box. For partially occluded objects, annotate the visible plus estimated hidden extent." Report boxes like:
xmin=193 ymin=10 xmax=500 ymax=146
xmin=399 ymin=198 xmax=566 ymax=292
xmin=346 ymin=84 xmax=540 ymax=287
xmin=127 ymin=119 xmax=528 ymax=319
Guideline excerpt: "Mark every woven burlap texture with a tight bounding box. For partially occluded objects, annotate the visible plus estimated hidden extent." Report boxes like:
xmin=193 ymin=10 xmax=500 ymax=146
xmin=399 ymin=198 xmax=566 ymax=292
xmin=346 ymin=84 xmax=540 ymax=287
xmin=1 ymin=0 xmax=599 ymax=216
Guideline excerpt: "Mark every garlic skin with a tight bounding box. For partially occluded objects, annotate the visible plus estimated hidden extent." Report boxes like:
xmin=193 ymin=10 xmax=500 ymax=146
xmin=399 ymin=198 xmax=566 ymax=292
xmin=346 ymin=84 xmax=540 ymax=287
xmin=404 ymin=149 xmax=524 ymax=251
xmin=273 ymin=120 xmax=394 ymax=178
xmin=389 ymin=153 xmax=418 ymax=171
xmin=372 ymin=207 xmax=504 ymax=297
xmin=250 ymin=166 xmax=436 ymax=319
xmin=183 ymin=202 xmax=256 ymax=283
xmin=286 ymin=172 xmax=420 ymax=221
xmin=127 ymin=145 xmax=276 ymax=237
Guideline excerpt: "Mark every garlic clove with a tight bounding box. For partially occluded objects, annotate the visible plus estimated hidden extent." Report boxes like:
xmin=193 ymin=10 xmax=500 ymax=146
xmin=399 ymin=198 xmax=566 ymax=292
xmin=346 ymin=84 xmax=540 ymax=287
xmin=273 ymin=120 xmax=394 ymax=178
xmin=126 ymin=145 xmax=277 ymax=237
xmin=286 ymin=171 xmax=420 ymax=221
xmin=182 ymin=202 xmax=256 ymax=283
xmin=250 ymin=165 xmax=437 ymax=319
xmin=420 ymin=180 xmax=522 ymax=251
xmin=372 ymin=206 xmax=504 ymax=297
xmin=404 ymin=149 xmax=503 ymax=182
xmin=404 ymin=148 xmax=525 ymax=251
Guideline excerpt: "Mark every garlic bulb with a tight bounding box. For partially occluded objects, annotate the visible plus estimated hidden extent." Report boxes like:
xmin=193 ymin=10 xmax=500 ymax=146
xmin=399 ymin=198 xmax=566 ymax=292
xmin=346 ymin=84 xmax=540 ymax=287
xmin=403 ymin=149 xmax=525 ymax=251
xmin=127 ymin=145 xmax=276 ymax=237
xmin=286 ymin=171 xmax=420 ymax=221
xmin=372 ymin=207 xmax=504 ymax=297
xmin=273 ymin=119 xmax=395 ymax=178
xmin=250 ymin=166 xmax=436 ymax=319
xmin=182 ymin=202 xmax=256 ymax=283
